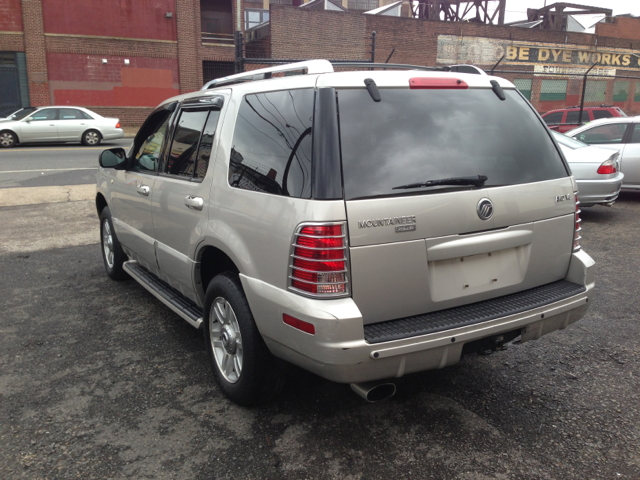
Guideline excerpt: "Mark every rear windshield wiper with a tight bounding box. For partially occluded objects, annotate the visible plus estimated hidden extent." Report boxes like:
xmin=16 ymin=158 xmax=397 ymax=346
xmin=392 ymin=175 xmax=488 ymax=190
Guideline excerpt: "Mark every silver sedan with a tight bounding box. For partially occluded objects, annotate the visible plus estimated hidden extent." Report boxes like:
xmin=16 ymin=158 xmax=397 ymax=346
xmin=567 ymin=116 xmax=640 ymax=191
xmin=552 ymin=130 xmax=624 ymax=207
xmin=0 ymin=106 xmax=124 ymax=148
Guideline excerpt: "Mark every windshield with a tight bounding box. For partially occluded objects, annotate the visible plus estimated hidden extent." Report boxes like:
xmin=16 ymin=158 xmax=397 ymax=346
xmin=337 ymin=88 xmax=568 ymax=200
xmin=551 ymin=130 xmax=588 ymax=150
xmin=12 ymin=107 xmax=37 ymax=120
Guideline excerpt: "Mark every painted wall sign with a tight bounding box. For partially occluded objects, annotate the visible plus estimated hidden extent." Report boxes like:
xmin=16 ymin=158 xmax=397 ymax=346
xmin=437 ymin=35 xmax=640 ymax=74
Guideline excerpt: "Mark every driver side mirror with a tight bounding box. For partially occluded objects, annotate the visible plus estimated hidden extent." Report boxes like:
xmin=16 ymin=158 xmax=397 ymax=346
xmin=99 ymin=147 xmax=127 ymax=169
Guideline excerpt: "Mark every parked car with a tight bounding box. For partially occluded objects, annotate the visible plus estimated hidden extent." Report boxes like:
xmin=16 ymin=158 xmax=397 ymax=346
xmin=567 ymin=116 xmax=640 ymax=191
xmin=0 ymin=107 xmax=36 ymax=122
xmin=96 ymin=60 xmax=594 ymax=405
xmin=542 ymin=105 xmax=626 ymax=133
xmin=0 ymin=106 xmax=123 ymax=148
xmin=551 ymin=130 xmax=623 ymax=207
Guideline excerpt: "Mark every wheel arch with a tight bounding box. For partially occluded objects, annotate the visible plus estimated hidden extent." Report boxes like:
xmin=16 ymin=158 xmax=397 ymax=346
xmin=195 ymin=245 xmax=241 ymax=302
xmin=96 ymin=192 xmax=108 ymax=217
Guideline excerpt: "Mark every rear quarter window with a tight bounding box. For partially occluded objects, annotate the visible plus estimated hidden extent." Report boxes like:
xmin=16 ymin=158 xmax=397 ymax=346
xmin=228 ymin=88 xmax=314 ymax=198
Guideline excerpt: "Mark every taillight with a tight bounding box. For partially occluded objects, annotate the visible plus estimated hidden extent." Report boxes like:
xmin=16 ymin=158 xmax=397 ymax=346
xmin=115 ymin=122 xmax=121 ymax=128
xmin=289 ymin=222 xmax=349 ymax=297
xmin=597 ymin=153 xmax=619 ymax=174
xmin=574 ymin=192 xmax=582 ymax=252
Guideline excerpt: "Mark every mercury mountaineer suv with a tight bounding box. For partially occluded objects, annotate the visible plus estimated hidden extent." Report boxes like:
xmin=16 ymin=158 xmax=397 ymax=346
xmin=96 ymin=60 xmax=594 ymax=405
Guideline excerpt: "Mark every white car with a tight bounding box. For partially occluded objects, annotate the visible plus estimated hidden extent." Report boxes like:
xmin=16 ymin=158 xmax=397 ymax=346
xmin=0 ymin=107 xmax=36 ymax=122
xmin=0 ymin=106 xmax=124 ymax=148
xmin=567 ymin=116 xmax=640 ymax=191
xmin=551 ymin=131 xmax=624 ymax=207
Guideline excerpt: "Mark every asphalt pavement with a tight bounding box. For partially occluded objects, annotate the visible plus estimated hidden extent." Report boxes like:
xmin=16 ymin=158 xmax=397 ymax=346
xmin=0 ymin=182 xmax=639 ymax=478
xmin=0 ymin=139 xmax=132 ymax=188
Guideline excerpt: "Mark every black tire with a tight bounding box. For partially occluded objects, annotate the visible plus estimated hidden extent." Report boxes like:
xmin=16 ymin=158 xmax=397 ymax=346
xmin=203 ymin=272 xmax=285 ymax=406
xmin=0 ymin=130 xmax=17 ymax=148
xmin=99 ymin=206 xmax=128 ymax=281
xmin=82 ymin=129 xmax=102 ymax=146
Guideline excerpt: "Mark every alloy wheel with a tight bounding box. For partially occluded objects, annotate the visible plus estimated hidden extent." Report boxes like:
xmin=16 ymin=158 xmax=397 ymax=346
xmin=209 ymin=297 xmax=243 ymax=383
xmin=0 ymin=132 xmax=15 ymax=147
xmin=102 ymin=219 xmax=114 ymax=268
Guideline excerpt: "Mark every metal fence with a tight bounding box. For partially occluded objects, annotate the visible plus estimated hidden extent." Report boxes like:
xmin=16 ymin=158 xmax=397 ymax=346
xmin=484 ymin=68 xmax=640 ymax=129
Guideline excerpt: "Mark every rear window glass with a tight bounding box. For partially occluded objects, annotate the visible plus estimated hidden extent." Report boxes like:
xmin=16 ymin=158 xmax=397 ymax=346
xmin=552 ymin=130 xmax=587 ymax=150
xmin=337 ymin=88 xmax=568 ymax=200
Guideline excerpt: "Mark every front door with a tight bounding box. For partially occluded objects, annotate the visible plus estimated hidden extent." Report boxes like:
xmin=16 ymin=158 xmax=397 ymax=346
xmin=20 ymin=108 xmax=59 ymax=142
xmin=111 ymin=110 xmax=173 ymax=274
xmin=151 ymin=101 xmax=224 ymax=302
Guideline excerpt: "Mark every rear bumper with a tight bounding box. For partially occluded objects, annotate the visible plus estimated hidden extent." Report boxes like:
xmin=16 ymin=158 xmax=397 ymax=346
xmin=102 ymin=129 xmax=125 ymax=140
xmin=241 ymin=250 xmax=595 ymax=384
xmin=576 ymin=174 xmax=623 ymax=206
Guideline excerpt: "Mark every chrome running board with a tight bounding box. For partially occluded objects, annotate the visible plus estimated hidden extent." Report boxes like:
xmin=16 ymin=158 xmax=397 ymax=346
xmin=123 ymin=260 xmax=203 ymax=329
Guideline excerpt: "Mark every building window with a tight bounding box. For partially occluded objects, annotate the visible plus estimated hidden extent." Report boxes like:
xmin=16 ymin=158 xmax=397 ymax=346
xmin=270 ymin=0 xmax=293 ymax=4
xmin=584 ymin=80 xmax=607 ymax=103
xmin=613 ymin=81 xmax=629 ymax=102
xmin=245 ymin=9 xmax=269 ymax=30
xmin=540 ymin=79 xmax=567 ymax=101
xmin=514 ymin=79 xmax=532 ymax=101
xmin=348 ymin=0 xmax=378 ymax=10
xmin=203 ymin=61 xmax=235 ymax=85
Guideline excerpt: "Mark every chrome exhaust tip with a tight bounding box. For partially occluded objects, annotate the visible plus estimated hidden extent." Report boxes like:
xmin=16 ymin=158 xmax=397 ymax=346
xmin=350 ymin=381 xmax=396 ymax=403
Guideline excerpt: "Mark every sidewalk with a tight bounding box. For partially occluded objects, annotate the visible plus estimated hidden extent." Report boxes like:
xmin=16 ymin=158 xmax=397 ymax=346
xmin=122 ymin=126 xmax=139 ymax=138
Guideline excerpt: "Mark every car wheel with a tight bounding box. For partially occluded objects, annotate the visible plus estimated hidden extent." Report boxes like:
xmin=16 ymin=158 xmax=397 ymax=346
xmin=100 ymin=206 xmax=128 ymax=281
xmin=204 ymin=272 xmax=285 ymax=406
xmin=0 ymin=131 xmax=17 ymax=148
xmin=82 ymin=129 xmax=102 ymax=146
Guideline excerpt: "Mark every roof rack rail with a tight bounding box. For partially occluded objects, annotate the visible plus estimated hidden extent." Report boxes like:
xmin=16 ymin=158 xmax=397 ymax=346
xmin=201 ymin=60 xmax=334 ymax=90
xmin=331 ymin=61 xmax=445 ymax=71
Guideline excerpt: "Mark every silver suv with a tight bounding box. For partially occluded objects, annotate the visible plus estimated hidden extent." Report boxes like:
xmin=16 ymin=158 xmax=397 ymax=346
xmin=96 ymin=60 xmax=594 ymax=405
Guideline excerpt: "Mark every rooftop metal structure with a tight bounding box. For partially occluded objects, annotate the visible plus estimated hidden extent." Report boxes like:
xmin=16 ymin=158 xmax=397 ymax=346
xmin=526 ymin=2 xmax=612 ymax=31
xmin=412 ymin=0 xmax=506 ymax=24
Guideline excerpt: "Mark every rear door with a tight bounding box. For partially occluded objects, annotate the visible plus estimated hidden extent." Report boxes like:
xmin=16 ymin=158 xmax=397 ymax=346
xmin=334 ymin=79 xmax=575 ymax=325
xmin=57 ymin=108 xmax=89 ymax=141
xmin=150 ymin=96 xmax=225 ymax=302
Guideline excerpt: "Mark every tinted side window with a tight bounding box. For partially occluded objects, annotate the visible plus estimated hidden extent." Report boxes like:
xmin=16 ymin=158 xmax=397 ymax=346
xmin=194 ymin=110 xmax=220 ymax=180
xmin=132 ymin=112 xmax=172 ymax=173
xmin=543 ymin=112 xmax=563 ymax=125
xmin=630 ymin=124 xmax=640 ymax=144
xmin=166 ymin=110 xmax=208 ymax=178
xmin=592 ymin=110 xmax=614 ymax=120
xmin=229 ymin=89 xmax=313 ymax=198
xmin=565 ymin=111 xmax=580 ymax=124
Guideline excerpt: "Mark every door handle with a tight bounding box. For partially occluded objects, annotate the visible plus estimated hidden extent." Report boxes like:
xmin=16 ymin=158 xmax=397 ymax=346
xmin=185 ymin=195 xmax=204 ymax=211
xmin=137 ymin=184 xmax=150 ymax=196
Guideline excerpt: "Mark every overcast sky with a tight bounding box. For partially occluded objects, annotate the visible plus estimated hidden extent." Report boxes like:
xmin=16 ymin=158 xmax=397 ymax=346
xmin=503 ymin=0 xmax=640 ymax=23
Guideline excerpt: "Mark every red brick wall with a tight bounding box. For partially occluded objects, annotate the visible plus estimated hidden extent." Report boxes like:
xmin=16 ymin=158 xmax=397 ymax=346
xmin=176 ymin=0 xmax=202 ymax=93
xmin=271 ymin=6 xmax=367 ymax=60
xmin=0 ymin=0 xmax=23 ymax=31
xmin=22 ymin=0 xmax=50 ymax=106
xmin=41 ymin=0 xmax=177 ymax=41
xmin=596 ymin=17 xmax=640 ymax=44
xmin=90 ymin=106 xmax=154 ymax=126
xmin=47 ymin=53 xmax=179 ymax=107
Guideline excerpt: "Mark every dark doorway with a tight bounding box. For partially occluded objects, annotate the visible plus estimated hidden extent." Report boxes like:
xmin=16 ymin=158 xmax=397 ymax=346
xmin=0 ymin=52 xmax=21 ymax=117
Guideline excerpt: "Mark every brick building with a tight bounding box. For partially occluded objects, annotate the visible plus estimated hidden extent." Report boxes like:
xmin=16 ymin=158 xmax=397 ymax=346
xmin=2 ymin=1 xmax=640 ymax=124
xmin=0 ymin=0 xmax=245 ymax=124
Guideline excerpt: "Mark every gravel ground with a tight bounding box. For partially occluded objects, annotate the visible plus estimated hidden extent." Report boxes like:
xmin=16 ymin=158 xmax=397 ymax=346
xmin=0 ymin=191 xmax=639 ymax=479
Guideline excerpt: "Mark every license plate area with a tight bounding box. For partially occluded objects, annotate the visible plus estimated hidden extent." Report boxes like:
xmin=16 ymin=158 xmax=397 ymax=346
xmin=427 ymin=245 xmax=531 ymax=302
